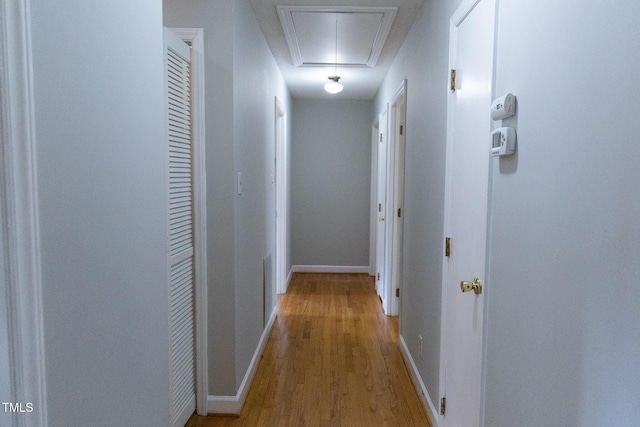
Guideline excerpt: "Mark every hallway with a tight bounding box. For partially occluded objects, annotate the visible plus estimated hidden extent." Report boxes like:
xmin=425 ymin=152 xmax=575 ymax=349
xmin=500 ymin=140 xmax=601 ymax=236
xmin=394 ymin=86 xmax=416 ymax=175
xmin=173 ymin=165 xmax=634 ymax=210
xmin=186 ymin=273 xmax=431 ymax=426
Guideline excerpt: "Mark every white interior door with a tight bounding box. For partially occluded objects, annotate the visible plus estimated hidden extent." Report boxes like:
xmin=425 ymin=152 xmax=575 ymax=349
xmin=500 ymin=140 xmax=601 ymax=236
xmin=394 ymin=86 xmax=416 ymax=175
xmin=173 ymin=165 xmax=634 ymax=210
xmin=375 ymin=110 xmax=388 ymax=306
xmin=442 ymin=0 xmax=495 ymax=425
xmin=165 ymin=27 xmax=196 ymax=427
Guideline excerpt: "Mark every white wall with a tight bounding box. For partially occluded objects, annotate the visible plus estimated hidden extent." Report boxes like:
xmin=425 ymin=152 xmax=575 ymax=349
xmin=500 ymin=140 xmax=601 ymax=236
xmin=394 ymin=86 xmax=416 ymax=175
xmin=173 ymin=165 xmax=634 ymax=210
xmin=376 ymin=0 xmax=640 ymax=425
xmin=29 ymin=0 xmax=170 ymax=425
xmin=232 ymin=0 xmax=291 ymax=390
xmin=291 ymin=100 xmax=372 ymax=268
xmin=484 ymin=1 xmax=640 ymax=425
xmin=164 ymin=0 xmax=292 ymax=397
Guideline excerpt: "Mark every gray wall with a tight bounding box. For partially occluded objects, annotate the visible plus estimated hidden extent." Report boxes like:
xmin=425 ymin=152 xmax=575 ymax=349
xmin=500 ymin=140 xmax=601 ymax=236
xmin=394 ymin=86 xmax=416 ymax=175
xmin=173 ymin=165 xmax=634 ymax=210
xmin=485 ymin=1 xmax=640 ymax=425
xmin=30 ymin=0 xmax=170 ymax=424
xmin=232 ymin=0 xmax=291 ymax=390
xmin=375 ymin=0 xmax=640 ymax=425
xmin=164 ymin=0 xmax=292 ymax=396
xmin=291 ymin=99 xmax=372 ymax=267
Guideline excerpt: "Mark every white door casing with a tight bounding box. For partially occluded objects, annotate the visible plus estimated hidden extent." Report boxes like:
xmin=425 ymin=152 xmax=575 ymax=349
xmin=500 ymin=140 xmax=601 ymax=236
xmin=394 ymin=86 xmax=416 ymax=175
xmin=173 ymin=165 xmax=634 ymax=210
xmin=0 ymin=1 xmax=48 ymax=425
xmin=275 ymin=97 xmax=287 ymax=294
xmin=440 ymin=0 xmax=496 ymax=425
xmin=375 ymin=110 xmax=388 ymax=308
xmin=369 ymin=119 xmax=379 ymax=278
xmin=165 ymin=27 xmax=197 ymax=427
xmin=388 ymin=80 xmax=407 ymax=317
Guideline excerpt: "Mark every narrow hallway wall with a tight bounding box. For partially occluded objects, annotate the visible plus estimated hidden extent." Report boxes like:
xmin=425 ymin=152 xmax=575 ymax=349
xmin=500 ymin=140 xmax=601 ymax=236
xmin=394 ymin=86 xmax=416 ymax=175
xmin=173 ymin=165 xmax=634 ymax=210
xmin=30 ymin=0 xmax=170 ymax=424
xmin=484 ymin=1 xmax=640 ymax=425
xmin=291 ymin=99 xmax=372 ymax=269
xmin=232 ymin=0 xmax=291 ymax=391
xmin=375 ymin=0 xmax=640 ymax=425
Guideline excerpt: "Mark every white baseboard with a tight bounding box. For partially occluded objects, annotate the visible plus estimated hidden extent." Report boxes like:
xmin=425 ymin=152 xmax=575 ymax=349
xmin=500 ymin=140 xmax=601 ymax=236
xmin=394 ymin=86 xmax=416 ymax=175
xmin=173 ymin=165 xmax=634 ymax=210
xmin=399 ymin=335 xmax=440 ymax=427
xmin=291 ymin=265 xmax=369 ymax=274
xmin=207 ymin=306 xmax=278 ymax=415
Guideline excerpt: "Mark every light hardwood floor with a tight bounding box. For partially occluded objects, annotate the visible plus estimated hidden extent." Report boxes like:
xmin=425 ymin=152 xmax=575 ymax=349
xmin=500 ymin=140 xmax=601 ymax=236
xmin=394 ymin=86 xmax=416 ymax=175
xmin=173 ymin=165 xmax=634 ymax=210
xmin=186 ymin=273 xmax=431 ymax=426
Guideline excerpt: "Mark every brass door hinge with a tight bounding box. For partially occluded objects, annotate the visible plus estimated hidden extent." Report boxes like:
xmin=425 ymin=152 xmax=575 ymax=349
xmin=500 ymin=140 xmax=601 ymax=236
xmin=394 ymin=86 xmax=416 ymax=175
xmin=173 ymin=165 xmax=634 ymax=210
xmin=450 ymin=69 xmax=456 ymax=91
xmin=397 ymin=208 xmax=401 ymax=218
xmin=378 ymin=203 xmax=382 ymax=212
xmin=377 ymin=272 xmax=380 ymax=281
xmin=445 ymin=237 xmax=451 ymax=257
xmin=399 ymin=125 xmax=403 ymax=135
xmin=440 ymin=397 xmax=446 ymax=415
xmin=395 ymin=288 xmax=400 ymax=298
xmin=379 ymin=133 xmax=383 ymax=142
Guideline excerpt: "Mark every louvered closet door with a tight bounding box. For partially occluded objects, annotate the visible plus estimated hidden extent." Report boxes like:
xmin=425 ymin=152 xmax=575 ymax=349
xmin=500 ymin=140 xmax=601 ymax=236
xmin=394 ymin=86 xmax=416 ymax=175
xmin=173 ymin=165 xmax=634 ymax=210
xmin=165 ymin=28 xmax=195 ymax=427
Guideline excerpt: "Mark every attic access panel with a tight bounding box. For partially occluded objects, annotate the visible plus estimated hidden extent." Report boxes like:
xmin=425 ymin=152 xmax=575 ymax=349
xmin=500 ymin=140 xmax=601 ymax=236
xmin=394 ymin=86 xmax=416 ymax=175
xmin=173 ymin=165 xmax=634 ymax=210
xmin=277 ymin=6 xmax=398 ymax=68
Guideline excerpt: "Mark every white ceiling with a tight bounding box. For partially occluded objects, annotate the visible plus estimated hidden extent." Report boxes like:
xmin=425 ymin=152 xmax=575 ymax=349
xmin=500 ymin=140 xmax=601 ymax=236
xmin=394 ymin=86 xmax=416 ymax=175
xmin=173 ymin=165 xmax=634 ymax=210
xmin=249 ymin=0 xmax=426 ymax=100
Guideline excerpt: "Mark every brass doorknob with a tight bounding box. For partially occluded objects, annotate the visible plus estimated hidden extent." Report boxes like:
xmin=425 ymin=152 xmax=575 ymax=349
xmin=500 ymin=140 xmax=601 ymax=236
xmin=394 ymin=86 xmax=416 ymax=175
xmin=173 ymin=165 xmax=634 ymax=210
xmin=460 ymin=277 xmax=482 ymax=295
xmin=379 ymin=217 xmax=385 ymax=222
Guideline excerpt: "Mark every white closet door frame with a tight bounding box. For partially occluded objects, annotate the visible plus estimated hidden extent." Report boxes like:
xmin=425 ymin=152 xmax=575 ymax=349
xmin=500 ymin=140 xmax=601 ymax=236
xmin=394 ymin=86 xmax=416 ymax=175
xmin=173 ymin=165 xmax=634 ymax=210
xmin=0 ymin=1 xmax=48 ymax=426
xmin=166 ymin=27 xmax=208 ymax=419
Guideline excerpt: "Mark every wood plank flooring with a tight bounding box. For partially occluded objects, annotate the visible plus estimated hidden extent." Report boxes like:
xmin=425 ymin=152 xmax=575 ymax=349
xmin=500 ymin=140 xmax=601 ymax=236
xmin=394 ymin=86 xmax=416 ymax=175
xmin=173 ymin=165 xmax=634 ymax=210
xmin=186 ymin=273 xmax=431 ymax=426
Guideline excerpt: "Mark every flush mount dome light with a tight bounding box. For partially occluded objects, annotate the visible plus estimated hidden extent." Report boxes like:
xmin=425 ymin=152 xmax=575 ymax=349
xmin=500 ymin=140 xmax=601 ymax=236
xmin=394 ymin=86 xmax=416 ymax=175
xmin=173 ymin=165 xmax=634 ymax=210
xmin=324 ymin=76 xmax=343 ymax=94
xmin=324 ymin=14 xmax=343 ymax=95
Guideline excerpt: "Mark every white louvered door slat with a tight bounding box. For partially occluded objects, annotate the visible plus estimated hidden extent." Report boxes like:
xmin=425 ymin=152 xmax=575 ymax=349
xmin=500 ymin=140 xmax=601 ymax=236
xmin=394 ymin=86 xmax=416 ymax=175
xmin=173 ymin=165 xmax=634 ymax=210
xmin=165 ymin=28 xmax=195 ymax=427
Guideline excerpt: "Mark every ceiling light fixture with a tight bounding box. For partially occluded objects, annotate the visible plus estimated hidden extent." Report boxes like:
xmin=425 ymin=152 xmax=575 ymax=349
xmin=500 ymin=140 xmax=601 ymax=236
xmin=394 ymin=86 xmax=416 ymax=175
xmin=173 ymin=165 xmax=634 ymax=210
xmin=324 ymin=14 xmax=343 ymax=94
xmin=325 ymin=76 xmax=343 ymax=94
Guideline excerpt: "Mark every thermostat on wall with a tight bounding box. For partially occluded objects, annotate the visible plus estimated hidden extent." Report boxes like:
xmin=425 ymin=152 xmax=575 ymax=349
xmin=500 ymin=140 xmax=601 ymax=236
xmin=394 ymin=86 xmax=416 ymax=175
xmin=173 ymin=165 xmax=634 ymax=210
xmin=491 ymin=93 xmax=516 ymax=120
xmin=491 ymin=127 xmax=516 ymax=157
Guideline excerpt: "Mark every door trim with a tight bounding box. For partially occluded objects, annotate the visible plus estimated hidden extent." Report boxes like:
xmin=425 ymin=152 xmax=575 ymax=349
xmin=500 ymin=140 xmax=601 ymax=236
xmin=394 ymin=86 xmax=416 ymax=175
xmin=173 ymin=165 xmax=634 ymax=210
xmin=274 ymin=97 xmax=287 ymax=294
xmin=369 ymin=118 xmax=379 ymax=277
xmin=386 ymin=79 xmax=407 ymax=317
xmin=168 ymin=27 xmax=208 ymax=417
xmin=0 ymin=1 xmax=48 ymax=425
xmin=375 ymin=109 xmax=389 ymax=311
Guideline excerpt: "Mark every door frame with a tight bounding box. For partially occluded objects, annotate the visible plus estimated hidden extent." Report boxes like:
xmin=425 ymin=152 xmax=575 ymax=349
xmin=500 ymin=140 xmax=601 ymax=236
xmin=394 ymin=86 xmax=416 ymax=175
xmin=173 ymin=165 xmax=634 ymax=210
xmin=274 ymin=97 xmax=288 ymax=294
xmin=369 ymin=118 xmax=379 ymax=278
xmin=386 ymin=79 xmax=407 ymax=317
xmin=438 ymin=0 xmax=497 ymax=424
xmin=375 ymin=78 xmax=408 ymax=318
xmin=167 ymin=27 xmax=208 ymax=417
xmin=0 ymin=1 xmax=48 ymax=425
xmin=375 ymin=109 xmax=389 ymax=311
